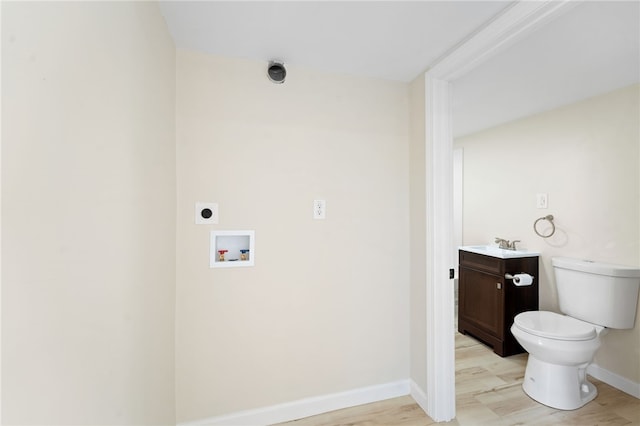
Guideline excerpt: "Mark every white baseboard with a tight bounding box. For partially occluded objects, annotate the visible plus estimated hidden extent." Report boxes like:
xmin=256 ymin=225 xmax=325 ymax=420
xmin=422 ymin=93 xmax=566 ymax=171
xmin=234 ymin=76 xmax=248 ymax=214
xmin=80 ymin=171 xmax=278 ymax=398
xmin=179 ymin=380 xmax=411 ymax=426
xmin=587 ymin=363 xmax=640 ymax=399
xmin=409 ymin=380 xmax=429 ymax=414
xmin=178 ymin=365 xmax=637 ymax=426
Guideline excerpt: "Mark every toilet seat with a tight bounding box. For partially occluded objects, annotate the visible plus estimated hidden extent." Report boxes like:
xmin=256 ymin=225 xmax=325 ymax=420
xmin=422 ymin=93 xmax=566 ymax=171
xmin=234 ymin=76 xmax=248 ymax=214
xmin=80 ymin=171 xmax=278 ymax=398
xmin=514 ymin=311 xmax=597 ymax=341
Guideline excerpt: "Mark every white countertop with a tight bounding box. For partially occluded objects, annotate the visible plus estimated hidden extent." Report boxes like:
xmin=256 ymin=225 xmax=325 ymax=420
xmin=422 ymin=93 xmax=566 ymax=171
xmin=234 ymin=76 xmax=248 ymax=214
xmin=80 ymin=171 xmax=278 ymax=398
xmin=460 ymin=245 xmax=540 ymax=259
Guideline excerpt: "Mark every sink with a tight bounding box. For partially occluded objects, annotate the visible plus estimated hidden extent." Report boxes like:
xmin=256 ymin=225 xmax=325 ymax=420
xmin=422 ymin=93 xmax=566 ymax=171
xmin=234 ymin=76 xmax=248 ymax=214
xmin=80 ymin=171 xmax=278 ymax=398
xmin=460 ymin=245 xmax=540 ymax=259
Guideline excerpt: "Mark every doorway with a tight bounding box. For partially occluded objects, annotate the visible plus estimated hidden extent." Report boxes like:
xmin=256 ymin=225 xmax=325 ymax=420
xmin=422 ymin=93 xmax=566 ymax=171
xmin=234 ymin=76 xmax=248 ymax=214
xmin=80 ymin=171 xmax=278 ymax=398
xmin=422 ymin=2 xmax=577 ymax=421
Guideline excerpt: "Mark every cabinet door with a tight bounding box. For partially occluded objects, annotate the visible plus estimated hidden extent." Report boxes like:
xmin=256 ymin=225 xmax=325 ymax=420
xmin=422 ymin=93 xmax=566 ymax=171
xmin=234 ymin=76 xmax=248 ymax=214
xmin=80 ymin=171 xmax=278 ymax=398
xmin=459 ymin=267 xmax=504 ymax=338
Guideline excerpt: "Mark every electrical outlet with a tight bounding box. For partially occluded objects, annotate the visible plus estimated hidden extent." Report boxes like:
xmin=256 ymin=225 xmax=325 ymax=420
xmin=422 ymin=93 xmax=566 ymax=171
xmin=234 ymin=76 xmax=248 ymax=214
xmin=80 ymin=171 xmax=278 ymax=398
xmin=536 ymin=193 xmax=548 ymax=209
xmin=195 ymin=202 xmax=219 ymax=224
xmin=313 ymin=199 xmax=326 ymax=219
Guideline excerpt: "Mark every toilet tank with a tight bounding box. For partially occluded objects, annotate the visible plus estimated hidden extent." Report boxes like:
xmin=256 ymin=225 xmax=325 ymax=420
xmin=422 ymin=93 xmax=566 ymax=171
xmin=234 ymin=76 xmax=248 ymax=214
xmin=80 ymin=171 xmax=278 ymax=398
xmin=552 ymin=257 xmax=640 ymax=329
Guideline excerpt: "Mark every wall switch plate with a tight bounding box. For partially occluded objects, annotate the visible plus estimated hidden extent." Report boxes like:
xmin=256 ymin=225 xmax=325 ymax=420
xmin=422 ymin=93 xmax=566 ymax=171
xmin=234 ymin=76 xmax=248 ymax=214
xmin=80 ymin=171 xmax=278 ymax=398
xmin=536 ymin=193 xmax=548 ymax=209
xmin=195 ymin=202 xmax=219 ymax=224
xmin=313 ymin=199 xmax=326 ymax=219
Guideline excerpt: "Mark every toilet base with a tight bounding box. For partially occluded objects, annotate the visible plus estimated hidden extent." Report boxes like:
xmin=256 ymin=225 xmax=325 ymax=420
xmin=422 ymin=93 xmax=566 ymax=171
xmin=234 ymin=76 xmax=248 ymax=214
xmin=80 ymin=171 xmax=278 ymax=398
xmin=522 ymin=356 xmax=597 ymax=410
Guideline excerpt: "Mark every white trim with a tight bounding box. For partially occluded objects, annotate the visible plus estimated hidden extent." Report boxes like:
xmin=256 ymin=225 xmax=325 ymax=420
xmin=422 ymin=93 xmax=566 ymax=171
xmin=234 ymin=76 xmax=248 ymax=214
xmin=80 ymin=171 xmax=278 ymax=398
xmin=410 ymin=380 xmax=429 ymax=415
xmin=423 ymin=0 xmax=580 ymax=422
xmin=178 ymin=380 xmax=410 ymax=426
xmin=453 ymin=148 xmax=464 ymax=267
xmin=428 ymin=1 xmax=579 ymax=81
xmin=424 ymin=75 xmax=456 ymax=422
xmin=587 ymin=363 xmax=640 ymax=400
xmin=0 ymin=2 xmax=3 ymax=420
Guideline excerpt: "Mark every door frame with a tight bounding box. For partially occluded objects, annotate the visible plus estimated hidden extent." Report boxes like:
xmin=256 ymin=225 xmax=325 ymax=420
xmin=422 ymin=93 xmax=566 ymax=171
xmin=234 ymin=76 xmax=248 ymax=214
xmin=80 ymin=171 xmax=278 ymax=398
xmin=423 ymin=1 xmax=578 ymax=421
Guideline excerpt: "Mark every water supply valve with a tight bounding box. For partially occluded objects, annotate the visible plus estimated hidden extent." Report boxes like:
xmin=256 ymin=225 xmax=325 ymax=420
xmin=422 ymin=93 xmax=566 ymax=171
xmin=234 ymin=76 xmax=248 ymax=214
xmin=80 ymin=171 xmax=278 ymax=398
xmin=217 ymin=249 xmax=228 ymax=262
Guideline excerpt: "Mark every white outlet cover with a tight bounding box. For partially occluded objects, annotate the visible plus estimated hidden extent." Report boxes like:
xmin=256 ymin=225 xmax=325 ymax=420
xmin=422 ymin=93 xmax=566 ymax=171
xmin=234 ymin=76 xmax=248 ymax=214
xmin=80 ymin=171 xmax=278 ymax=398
xmin=195 ymin=202 xmax=219 ymax=224
xmin=536 ymin=193 xmax=548 ymax=209
xmin=313 ymin=199 xmax=326 ymax=219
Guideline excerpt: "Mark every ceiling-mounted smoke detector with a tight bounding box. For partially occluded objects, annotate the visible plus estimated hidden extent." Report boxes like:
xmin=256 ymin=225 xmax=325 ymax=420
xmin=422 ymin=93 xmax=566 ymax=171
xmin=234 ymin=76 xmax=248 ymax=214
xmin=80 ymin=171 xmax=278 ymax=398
xmin=267 ymin=61 xmax=286 ymax=84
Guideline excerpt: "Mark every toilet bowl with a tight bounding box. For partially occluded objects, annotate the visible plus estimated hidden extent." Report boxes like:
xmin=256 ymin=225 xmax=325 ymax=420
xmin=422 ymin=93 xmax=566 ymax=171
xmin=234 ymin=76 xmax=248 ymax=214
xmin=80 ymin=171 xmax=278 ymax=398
xmin=511 ymin=311 xmax=603 ymax=410
xmin=511 ymin=257 xmax=640 ymax=411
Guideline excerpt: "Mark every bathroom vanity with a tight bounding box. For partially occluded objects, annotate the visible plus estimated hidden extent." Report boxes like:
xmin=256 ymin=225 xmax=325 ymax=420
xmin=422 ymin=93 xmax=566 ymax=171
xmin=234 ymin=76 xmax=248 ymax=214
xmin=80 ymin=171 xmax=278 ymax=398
xmin=458 ymin=246 xmax=539 ymax=357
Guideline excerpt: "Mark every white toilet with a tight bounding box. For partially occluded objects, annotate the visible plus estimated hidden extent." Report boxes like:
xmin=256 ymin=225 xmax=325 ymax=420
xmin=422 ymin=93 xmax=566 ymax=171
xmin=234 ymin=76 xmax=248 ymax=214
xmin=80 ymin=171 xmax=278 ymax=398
xmin=510 ymin=257 xmax=640 ymax=410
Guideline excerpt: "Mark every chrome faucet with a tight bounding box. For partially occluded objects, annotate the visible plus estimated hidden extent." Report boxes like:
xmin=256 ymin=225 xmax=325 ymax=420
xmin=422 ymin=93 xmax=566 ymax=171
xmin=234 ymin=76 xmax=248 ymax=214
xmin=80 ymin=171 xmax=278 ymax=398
xmin=495 ymin=237 xmax=510 ymax=249
xmin=495 ymin=237 xmax=520 ymax=250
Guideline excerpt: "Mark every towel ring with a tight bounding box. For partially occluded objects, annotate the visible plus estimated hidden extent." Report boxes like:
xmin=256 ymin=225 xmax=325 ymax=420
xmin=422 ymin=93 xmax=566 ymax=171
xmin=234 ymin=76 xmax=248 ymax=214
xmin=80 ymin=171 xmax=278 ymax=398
xmin=534 ymin=214 xmax=555 ymax=238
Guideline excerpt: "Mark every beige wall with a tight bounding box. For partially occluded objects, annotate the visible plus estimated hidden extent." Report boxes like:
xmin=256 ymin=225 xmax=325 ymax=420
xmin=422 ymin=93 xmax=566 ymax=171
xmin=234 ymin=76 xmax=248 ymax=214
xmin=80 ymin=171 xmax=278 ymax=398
xmin=175 ymin=50 xmax=410 ymax=422
xmin=455 ymin=85 xmax=640 ymax=384
xmin=409 ymin=75 xmax=427 ymax=392
xmin=1 ymin=2 xmax=176 ymax=424
xmin=12 ymin=2 xmax=633 ymax=421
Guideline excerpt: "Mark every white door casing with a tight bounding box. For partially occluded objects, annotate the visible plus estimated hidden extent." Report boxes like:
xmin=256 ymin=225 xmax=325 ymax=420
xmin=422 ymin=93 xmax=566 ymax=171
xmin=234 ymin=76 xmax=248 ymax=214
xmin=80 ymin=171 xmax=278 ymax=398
xmin=422 ymin=1 xmax=579 ymax=421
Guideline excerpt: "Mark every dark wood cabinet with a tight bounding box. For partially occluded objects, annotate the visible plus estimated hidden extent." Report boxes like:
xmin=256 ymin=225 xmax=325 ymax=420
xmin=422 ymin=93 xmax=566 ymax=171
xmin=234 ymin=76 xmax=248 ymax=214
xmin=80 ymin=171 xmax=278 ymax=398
xmin=458 ymin=250 xmax=539 ymax=357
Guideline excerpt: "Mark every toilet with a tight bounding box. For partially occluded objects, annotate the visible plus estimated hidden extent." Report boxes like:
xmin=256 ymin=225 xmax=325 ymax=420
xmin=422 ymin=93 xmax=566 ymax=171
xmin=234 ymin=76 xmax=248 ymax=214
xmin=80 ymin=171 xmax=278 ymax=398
xmin=510 ymin=257 xmax=640 ymax=410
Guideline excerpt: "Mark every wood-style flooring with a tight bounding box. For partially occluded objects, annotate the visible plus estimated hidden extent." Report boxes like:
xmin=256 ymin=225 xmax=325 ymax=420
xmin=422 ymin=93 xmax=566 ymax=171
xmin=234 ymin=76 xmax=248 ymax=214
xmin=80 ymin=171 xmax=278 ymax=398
xmin=277 ymin=333 xmax=640 ymax=425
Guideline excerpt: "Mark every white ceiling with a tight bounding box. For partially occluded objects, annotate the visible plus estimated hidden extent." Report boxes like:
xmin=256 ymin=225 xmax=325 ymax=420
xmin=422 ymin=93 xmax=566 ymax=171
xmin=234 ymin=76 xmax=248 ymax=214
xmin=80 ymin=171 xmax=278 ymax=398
xmin=159 ymin=1 xmax=640 ymax=137
xmin=452 ymin=1 xmax=640 ymax=137
xmin=159 ymin=1 xmax=510 ymax=81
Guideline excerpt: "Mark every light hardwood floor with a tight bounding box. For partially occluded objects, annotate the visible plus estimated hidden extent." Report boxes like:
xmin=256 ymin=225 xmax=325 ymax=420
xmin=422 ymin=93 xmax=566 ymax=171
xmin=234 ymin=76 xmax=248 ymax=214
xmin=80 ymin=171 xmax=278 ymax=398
xmin=277 ymin=333 xmax=640 ymax=425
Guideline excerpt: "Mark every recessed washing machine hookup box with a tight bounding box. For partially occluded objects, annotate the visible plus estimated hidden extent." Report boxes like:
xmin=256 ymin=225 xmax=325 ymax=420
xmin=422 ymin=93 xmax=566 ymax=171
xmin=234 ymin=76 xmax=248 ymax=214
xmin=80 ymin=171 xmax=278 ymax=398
xmin=210 ymin=230 xmax=255 ymax=268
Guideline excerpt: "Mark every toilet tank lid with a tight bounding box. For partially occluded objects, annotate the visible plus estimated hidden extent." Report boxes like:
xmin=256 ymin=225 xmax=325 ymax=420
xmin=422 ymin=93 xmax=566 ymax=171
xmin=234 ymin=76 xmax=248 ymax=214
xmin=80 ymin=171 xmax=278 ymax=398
xmin=552 ymin=257 xmax=640 ymax=278
xmin=514 ymin=311 xmax=597 ymax=341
